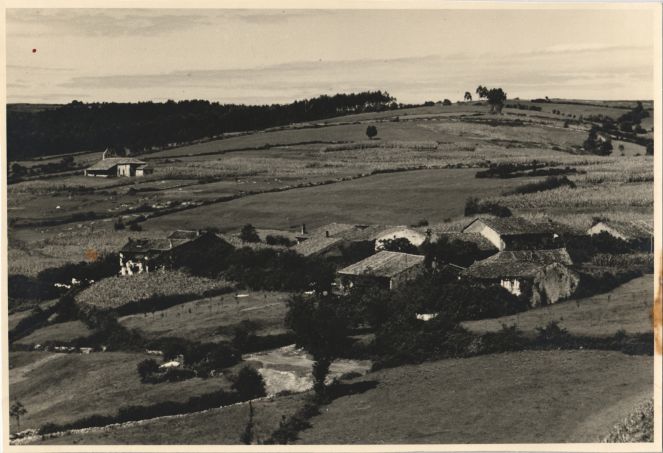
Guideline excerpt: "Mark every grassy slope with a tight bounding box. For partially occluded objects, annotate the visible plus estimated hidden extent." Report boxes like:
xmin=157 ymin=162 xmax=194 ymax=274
xmin=296 ymin=350 xmax=652 ymax=444
xmin=462 ymin=275 xmax=654 ymax=337
xmin=119 ymin=291 xmax=289 ymax=342
xmin=8 ymin=351 xmax=232 ymax=431
xmin=14 ymin=320 xmax=93 ymax=346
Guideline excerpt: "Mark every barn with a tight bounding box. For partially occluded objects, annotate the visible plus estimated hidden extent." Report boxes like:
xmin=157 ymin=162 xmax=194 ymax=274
xmin=462 ymin=249 xmax=578 ymax=307
xmin=85 ymin=152 xmax=150 ymax=178
xmin=462 ymin=217 xmax=562 ymax=251
xmin=337 ymin=250 xmax=426 ymax=291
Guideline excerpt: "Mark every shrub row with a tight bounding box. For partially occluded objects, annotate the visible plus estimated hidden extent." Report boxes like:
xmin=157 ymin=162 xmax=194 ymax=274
xmin=464 ymin=197 xmax=512 ymax=217
xmin=503 ymin=176 xmax=576 ymax=196
xmin=321 ymin=140 xmax=438 ymax=152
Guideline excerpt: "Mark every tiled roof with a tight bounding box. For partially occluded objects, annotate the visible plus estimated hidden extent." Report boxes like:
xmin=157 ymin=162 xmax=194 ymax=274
xmin=463 ymin=217 xmax=551 ymax=236
xmin=592 ymin=220 xmax=653 ymax=239
xmin=87 ymin=157 xmax=146 ymax=171
xmin=462 ymin=248 xmax=572 ymax=279
xmin=292 ymin=236 xmax=344 ymax=257
xmin=338 ymin=251 xmax=425 ymax=278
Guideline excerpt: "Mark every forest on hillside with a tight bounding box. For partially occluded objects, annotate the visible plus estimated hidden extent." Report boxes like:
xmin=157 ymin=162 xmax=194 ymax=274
xmin=7 ymin=91 xmax=397 ymax=160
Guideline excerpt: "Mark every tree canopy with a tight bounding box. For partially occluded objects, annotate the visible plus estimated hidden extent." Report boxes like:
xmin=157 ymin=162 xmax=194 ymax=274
xmin=475 ymin=85 xmax=507 ymax=113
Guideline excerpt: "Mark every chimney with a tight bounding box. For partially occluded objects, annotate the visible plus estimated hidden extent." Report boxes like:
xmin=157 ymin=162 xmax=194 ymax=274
xmin=325 ymin=230 xmax=330 ymax=238
xmin=301 ymin=223 xmax=307 ymax=235
xmin=102 ymin=149 xmax=107 ymax=160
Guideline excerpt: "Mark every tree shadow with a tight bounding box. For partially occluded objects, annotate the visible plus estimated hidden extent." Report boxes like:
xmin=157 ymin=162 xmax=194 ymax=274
xmin=327 ymin=380 xmax=379 ymax=401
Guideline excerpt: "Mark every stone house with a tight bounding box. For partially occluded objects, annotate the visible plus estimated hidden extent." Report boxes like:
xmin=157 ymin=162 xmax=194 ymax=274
xmin=462 ymin=248 xmax=579 ymax=307
xmin=85 ymin=150 xmax=150 ymax=177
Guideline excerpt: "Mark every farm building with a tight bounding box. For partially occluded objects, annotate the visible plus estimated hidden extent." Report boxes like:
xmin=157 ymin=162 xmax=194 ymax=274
xmin=587 ymin=220 xmax=653 ymax=246
xmin=85 ymin=150 xmax=150 ymax=177
xmin=119 ymin=231 xmax=231 ymax=275
xmin=462 ymin=248 xmax=578 ymax=307
xmin=337 ymin=250 xmax=426 ymax=291
xmin=373 ymin=226 xmax=428 ymax=251
xmin=462 ymin=217 xmax=563 ymax=251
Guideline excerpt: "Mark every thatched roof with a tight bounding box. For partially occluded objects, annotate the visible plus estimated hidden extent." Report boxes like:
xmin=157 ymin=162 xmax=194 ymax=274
xmin=121 ymin=238 xmax=174 ymax=253
xmin=432 ymin=232 xmax=498 ymax=252
xmin=167 ymin=230 xmax=200 ymax=240
xmin=338 ymin=251 xmax=425 ymax=278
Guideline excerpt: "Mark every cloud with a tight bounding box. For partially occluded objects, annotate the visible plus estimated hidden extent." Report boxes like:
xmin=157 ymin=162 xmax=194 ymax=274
xmin=6 ymin=9 xmax=212 ymax=37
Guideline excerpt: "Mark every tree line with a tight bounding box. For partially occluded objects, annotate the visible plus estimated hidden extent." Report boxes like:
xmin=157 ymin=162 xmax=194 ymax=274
xmin=7 ymin=91 xmax=395 ymax=160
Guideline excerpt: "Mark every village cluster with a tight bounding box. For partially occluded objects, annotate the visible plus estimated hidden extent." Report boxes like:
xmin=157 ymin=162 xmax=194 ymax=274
xmin=117 ymin=215 xmax=653 ymax=309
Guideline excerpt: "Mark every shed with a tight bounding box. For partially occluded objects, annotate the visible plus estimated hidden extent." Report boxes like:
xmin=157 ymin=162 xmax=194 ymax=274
xmin=337 ymin=250 xmax=426 ymax=291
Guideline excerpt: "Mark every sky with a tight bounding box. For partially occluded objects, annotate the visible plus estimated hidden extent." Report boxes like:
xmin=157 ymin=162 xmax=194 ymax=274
xmin=5 ymin=7 xmax=658 ymax=105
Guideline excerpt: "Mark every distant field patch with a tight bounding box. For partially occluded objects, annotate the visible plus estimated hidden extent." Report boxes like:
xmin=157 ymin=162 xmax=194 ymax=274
xmin=462 ymin=275 xmax=654 ymax=337
xmin=76 ymin=271 xmax=229 ymax=310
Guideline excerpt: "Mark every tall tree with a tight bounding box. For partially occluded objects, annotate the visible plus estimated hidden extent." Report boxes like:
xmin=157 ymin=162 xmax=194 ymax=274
xmin=464 ymin=91 xmax=472 ymax=102
xmin=476 ymin=86 xmax=507 ymax=113
xmin=10 ymin=401 xmax=27 ymax=432
xmin=285 ymin=294 xmax=350 ymax=402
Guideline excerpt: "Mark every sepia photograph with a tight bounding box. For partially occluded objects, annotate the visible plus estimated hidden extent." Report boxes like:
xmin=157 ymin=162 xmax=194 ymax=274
xmin=1 ymin=1 xmax=661 ymax=450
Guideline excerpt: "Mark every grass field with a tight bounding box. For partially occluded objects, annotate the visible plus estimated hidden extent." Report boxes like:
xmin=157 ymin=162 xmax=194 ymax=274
xmin=8 ymin=351 xmax=233 ymax=432
xmin=296 ymin=350 xmax=652 ymax=444
xmin=461 ymin=275 xmax=654 ymax=337
xmin=119 ymin=291 xmax=289 ymax=342
xmin=141 ymin=168 xmax=538 ymax=231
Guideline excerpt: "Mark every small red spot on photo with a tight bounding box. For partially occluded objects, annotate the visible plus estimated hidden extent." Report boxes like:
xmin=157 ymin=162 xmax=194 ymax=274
xmin=32 ymin=48 xmax=37 ymax=53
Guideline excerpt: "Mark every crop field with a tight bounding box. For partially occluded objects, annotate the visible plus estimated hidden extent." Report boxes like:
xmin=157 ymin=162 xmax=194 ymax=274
xmin=295 ymin=350 xmax=652 ymax=444
xmin=119 ymin=291 xmax=289 ymax=342
xmin=8 ymin=351 xmax=233 ymax=431
xmin=76 ymin=271 xmax=230 ymax=310
xmin=462 ymin=275 xmax=654 ymax=337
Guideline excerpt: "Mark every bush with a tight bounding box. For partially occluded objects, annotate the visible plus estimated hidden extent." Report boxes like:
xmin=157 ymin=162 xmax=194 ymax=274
xmin=232 ymin=366 xmax=267 ymax=400
xmin=239 ymin=224 xmax=260 ymax=243
xmin=365 ymin=125 xmax=378 ymax=139
xmin=464 ymin=197 xmax=511 ymax=217
xmin=137 ymin=358 xmax=160 ymax=382
xmin=503 ymin=176 xmax=576 ymax=196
